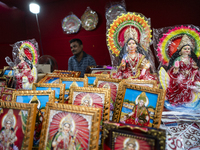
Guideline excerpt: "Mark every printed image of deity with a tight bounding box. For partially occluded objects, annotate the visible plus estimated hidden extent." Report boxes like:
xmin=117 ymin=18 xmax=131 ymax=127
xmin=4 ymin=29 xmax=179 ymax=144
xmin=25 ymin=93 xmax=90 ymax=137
xmin=0 ymin=108 xmax=28 ymax=150
xmin=120 ymin=89 xmax=158 ymax=127
xmin=47 ymin=111 xmax=92 ymax=150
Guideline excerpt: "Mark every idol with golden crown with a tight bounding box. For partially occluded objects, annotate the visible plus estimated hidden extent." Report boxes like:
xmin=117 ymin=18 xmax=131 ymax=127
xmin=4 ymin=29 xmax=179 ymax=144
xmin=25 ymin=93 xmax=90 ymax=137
xmin=155 ymin=25 xmax=200 ymax=110
xmin=107 ymin=13 xmax=158 ymax=81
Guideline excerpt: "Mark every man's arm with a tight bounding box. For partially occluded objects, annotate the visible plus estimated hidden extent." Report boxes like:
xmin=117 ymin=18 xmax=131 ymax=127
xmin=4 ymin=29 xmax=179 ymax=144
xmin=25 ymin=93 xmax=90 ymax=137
xmin=68 ymin=57 xmax=73 ymax=71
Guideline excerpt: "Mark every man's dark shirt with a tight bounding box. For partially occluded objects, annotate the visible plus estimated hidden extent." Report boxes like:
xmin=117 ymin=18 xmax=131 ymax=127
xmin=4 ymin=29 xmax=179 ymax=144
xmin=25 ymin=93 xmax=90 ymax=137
xmin=68 ymin=51 xmax=96 ymax=77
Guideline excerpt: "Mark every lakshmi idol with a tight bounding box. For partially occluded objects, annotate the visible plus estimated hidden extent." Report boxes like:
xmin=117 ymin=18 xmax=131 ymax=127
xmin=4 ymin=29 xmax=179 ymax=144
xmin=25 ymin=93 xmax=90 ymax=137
xmin=113 ymin=27 xmax=158 ymax=81
xmin=166 ymin=34 xmax=200 ymax=105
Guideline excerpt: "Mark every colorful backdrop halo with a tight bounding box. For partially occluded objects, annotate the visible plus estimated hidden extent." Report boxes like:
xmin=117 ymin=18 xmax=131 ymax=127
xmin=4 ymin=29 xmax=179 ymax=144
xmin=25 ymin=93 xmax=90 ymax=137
xmin=156 ymin=25 xmax=200 ymax=65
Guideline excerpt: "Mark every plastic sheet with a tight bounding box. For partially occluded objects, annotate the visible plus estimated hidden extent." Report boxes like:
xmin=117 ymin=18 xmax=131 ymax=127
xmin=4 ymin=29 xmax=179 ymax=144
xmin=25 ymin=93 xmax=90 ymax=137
xmin=153 ymin=25 xmax=200 ymax=112
xmin=62 ymin=13 xmax=81 ymax=34
xmin=81 ymin=7 xmax=98 ymax=31
xmin=5 ymin=39 xmax=39 ymax=89
xmin=161 ymin=111 xmax=200 ymax=150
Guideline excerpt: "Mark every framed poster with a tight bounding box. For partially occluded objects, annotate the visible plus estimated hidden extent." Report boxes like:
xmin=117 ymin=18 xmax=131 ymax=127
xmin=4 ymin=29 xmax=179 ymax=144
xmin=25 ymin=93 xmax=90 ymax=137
xmin=0 ymin=101 xmax=37 ymax=149
xmin=69 ymin=86 xmax=110 ymax=147
xmin=32 ymin=83 xmax=65 ymax=103
xmin=53 ymin=70 xmax=81 ymax=77
xmin=95 ymin=77 xmax=122 ymax=121
xmin=12 ymin=90 xmax=55 ymax=148
xmin=121 ymin=79 xmax=158 ymax=88
xmin=39 ymin=103 xmax=101 ymax=150
xmin=60 ymin=77 xmax=88 ymax=103
xmin=103 ymin=121 xmax=166 ymax=150
xmin=38 ymin=74 xmax=70 ymax=83
xmin=84 ymin=73 xmax=110 ymax=87
xmin=113 ymin=82 xmax=165 ymax=128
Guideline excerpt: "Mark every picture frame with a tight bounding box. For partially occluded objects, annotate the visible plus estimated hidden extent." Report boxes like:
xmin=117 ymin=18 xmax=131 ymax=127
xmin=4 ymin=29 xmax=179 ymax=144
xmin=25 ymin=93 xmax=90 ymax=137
xmin=60 ymin=77 xmax=88 ymax=103
xmin=38 ymin=74 xmax=71 ymax=83
xmin=53 ymin=69 xmax=81 ymax=77
xmin=68 ymin=86 xmax=111 ymax=147
xmin=84 ymin=73 xmax=110 ymax=87
xmin=12 ymin=90 xmax=55 ymax=148
xmin=94 ymin=77 xmax=122 ymax=121
xmin=113 ymin=82 xmax=165 ymax=128
xmin=39 ymin=102 xmax=101 ymax=150
xmin=103 ymin=121 xmax=166 ymax=150
xmin=0 ymin=101 xmax=37 ymax=150
xmin=0 ymin=86 xmax=5 ymax=99
xmin=4 ymin=87 xmax=16 ymax=94
xmin=1 ymin=92 xmax=12 ymax=101
xmin=121 ymin=79 xmax=158 ymax=88
xmin=32 ymin=83 xmax=65 ymax=103
xmin=0 ymin=77 xmax=7 ymax=87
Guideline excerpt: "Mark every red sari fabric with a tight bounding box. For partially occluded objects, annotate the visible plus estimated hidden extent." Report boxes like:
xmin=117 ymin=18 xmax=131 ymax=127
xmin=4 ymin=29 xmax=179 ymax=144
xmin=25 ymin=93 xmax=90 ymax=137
xmin=15 ymin=61 xmax=34 ymax=89
xmin=125 ymin=105 xmax=150 ymax=127
xmin=166 ymin=57 xmax=200 ymax=105
xmin=113 ymin=53 xmax=158 ymax=81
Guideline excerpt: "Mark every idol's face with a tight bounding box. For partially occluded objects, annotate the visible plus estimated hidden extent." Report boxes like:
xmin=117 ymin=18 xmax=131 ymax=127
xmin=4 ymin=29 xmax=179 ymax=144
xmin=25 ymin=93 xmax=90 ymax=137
xmin=127 ymin=143 xmax=135 ymax=150
xmin=6 ymin=122 xmax=11 ymax=129
xmin=83 ymin=100 xmax=89 ymax=106
xmin=181 ymin=45 xmax=191 ymax=56
xmin=19 ymin=54 xmax=23 ymax=61
xmin=127 ymin=40 xmax=137 ymax=54
xmin=139 ymin=100 xmax=144 ymax=107
xmin=63 ymin=123 xmax=70 ymax=133
xmin=70 ymin=41 xmax=83 ymax=55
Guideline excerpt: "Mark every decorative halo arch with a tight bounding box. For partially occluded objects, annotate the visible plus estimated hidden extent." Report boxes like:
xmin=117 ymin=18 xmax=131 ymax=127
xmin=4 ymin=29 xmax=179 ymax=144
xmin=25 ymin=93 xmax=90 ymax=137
xmin=107 ymin=12 xmax=152 ymax=56
xmin=156 ymin=25 xmax=200 ymax=65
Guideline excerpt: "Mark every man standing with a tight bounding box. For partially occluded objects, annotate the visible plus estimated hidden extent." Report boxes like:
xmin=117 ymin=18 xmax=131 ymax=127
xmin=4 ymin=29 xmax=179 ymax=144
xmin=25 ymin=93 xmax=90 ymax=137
xmin=68 ymin=39 xmax=96 ymax=77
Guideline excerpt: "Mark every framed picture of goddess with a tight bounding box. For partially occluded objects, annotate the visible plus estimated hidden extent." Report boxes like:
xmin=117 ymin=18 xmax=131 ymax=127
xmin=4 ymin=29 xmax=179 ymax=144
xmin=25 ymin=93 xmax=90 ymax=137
xmin=60 ymin=77 xmax=88 ymax=103
xmin=94 ymin=77 xmax=122 ymax=121
xmin=39 ymin=103 xmax=101 ymax=150
xmin=32 ymin=83 xmax=65 ymax=103
xmin=113 ymin=83 xmax=165 ymax=128
xmin=84 ymin=73 xmax=110 ymax=87
xmin=38 ymin=74 xmax=70 ymax=83
xmin=121 ymin=79 xmax=158 ymax=88
xmin=69 ymin=86 xmax=110 ymax=147
xmin=0 ymin=101 xmax=37 ymax=150
xmin=53 ymin=70 xmax=81 ymax=77
xmin=12 ymin=90 xmax=55 ymax=148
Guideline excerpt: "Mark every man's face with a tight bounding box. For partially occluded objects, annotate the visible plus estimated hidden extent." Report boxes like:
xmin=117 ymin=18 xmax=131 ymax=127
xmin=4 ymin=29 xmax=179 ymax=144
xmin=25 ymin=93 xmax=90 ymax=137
xmin=70 ymin=41 xmax=83 ymax=55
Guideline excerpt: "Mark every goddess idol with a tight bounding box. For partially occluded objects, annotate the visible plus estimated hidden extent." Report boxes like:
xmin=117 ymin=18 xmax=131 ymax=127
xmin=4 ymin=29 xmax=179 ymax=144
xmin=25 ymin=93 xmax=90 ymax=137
xmin=107 ymin=12 xmax=158 ymax=81
xmin=154 ymin=25 xmax=200 ymax=111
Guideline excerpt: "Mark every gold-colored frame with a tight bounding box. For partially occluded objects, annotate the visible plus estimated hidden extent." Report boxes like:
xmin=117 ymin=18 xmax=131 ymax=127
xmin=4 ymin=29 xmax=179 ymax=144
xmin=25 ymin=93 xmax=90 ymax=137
xmin=4 ymin=87 xmax=16 ymax=93
xmin=38 ymin=74 xmax=72 ymax=83
xmin=84 ymin=73 xmax=110 ymax=87
xmin=112 ymin=132 xmax=155 ymax=150
xmin=103 ymin=121 xmax=166 ymax=150
xmin=60 ymin=77 xmax=88 ymax=87
xmin=39 ymin=102 xmax=101 ymax=150
xmin=121 ymin=79 xmax=158 ymax=88
xmin=32 ymin=83 xmax=65 ymax=103
xmin=12 ymin=90 xmax=55 ymax=103
xmin=94 ymin=77 xmax=122 ymax=87
xmin=68 ymin=87 xmax=110 ymax=121
xmin=53 ymin=70 xmax=81 ymax=77
xmin=0 ymin=101 xmax=37 ymax=150
xmin=112 ymin=82 xmax=165 ymax=128
xmin=1 ymin=92 xmax=12 ymax=101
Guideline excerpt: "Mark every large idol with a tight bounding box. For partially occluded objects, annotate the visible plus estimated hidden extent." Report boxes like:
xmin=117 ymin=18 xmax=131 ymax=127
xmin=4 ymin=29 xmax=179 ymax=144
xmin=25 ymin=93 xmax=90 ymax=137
xmin=5 ymin=39 xmax=39 ymax=90
xmin=155 ymin=25 xmax=200 ymax=111
xmin=107 ymin=12 xmax=158 ymax=82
